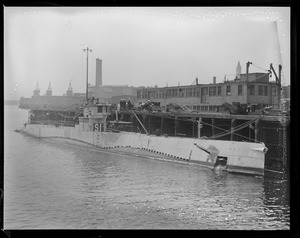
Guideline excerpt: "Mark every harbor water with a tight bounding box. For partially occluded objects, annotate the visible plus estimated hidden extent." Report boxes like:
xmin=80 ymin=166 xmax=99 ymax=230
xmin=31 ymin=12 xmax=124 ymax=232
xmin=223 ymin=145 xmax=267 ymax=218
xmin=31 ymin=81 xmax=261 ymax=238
xmin=4 ymin=105 xmax=290 ymax=229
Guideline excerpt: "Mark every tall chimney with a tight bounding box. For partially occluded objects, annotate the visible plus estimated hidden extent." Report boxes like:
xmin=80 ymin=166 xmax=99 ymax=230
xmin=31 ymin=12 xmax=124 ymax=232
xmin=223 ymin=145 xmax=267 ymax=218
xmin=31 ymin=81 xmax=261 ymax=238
xmin=95 ymin=58 xmax=102 ymax=88
xmin=213 ymin=76 xmax=216 ymax=84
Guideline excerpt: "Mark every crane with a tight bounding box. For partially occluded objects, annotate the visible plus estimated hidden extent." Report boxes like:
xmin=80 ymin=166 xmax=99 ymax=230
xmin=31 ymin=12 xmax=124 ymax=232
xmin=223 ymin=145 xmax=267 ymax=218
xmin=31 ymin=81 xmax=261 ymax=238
xmin=269 ymin=63 xmax=282 ymax=85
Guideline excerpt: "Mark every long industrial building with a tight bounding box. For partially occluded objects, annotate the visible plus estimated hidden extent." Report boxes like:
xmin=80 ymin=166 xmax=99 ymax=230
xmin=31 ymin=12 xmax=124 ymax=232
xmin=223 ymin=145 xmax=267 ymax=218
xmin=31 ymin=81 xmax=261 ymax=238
xmin=137 ymin=62 xmax=282 ymax=113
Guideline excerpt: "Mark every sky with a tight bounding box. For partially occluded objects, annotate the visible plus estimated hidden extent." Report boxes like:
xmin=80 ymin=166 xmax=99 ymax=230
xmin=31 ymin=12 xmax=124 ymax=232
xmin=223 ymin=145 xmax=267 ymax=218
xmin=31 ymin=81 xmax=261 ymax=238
xmin=4 ymin=7 xmax=290 ymax=100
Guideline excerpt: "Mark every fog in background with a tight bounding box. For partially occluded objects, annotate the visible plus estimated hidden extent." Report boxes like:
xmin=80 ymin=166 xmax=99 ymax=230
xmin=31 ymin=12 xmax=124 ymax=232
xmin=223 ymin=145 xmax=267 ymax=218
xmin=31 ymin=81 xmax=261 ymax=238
xmin=4 ymin=7 xmax=290 ymax=100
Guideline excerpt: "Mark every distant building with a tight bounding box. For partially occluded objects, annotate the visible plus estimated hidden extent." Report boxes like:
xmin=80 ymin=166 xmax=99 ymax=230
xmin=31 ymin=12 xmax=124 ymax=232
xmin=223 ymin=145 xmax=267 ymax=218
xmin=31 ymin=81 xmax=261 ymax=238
xmin=19 ymin=82 xmax=85 ymax=110
xmin=88 ymin=85 xmax=137 ymax=104
xmin=66 ymin=81 xmax=73 ymax=97
xmin=137 ymin=71 xmax=281 ymax=112
xmin=87 ymin=58 xmax=137 ymax=103
xmin=33 ymin=82 xmax=40 ymax=96
xmin=46 ymin=82 xmax=52 ymax=97
xmin=20 ymin=58 xmax=138 ymax=109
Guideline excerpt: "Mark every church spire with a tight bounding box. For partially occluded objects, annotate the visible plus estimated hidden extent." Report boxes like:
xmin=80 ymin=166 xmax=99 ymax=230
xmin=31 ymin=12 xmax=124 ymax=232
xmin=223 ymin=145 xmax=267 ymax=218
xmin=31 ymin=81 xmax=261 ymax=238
xmin=46 ymin=82 xmax=52 ymax=96
xmin=68 ymin=80 xmax=73 ymax=90
xmin=33 ymin=81 xmax=40 ymax=96
xmin=236 ymin=61 xmax=242 ymax=79
xmin=66 ymin=80 xmax=73 ymax=96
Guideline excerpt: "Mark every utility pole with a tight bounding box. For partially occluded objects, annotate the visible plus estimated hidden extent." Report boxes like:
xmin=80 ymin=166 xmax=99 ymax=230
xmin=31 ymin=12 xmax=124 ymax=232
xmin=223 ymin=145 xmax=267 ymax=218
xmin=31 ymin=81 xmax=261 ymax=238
xmin=83 ymin=47 xmax=92 ymax=101
xmin=246 ymin=61 xmax=252 ymax=107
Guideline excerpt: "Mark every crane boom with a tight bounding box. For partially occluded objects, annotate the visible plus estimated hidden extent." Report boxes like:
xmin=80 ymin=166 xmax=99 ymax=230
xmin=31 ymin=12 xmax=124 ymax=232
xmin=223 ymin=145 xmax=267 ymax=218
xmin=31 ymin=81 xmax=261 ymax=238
xmin=270 ymin=63 xmax=281 ymax=85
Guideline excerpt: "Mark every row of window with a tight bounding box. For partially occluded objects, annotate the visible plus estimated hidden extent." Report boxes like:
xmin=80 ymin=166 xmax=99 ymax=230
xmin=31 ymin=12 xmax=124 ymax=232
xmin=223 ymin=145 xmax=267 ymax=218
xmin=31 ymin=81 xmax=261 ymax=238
xmin=138 ymin=87 xmax=220 ymax=99
xmin=137 ymin=84 xmax=276 ymax=99
xmin=161 ymin=105 xmax=220 ymax=112
xmin=249 ymin=85 xmax=273 ymax=96
xmin=187 ymin=105 xmax=220 ymax=112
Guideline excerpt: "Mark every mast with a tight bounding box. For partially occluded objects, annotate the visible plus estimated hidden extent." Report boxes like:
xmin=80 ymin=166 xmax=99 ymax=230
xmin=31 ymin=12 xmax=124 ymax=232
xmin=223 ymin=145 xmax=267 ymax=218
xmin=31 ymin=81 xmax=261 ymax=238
xmin=83 ymin=47 xmax=92 ymax=101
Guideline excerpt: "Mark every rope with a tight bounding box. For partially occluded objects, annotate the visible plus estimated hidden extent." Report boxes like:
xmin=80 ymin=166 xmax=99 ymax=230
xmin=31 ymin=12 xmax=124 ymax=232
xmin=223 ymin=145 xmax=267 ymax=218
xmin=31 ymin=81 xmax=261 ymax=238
xmin=251 ymin=63 xmax=269 ymax=72
xmin=57 ymin=112 xmax=80 ymax=119
xmin=194 ymin=116 xmax=262 ymax=142
xmin=251 ymin=72 xmax=270 ymax=81
xmin=210 ymin=117 xmax=262 ymax=141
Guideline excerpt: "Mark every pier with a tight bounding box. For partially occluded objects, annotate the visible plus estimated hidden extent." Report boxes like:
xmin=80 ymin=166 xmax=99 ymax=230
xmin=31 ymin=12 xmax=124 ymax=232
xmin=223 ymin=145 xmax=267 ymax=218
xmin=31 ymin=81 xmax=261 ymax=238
xmin=111 ymin=109 xmax=290 ymax=180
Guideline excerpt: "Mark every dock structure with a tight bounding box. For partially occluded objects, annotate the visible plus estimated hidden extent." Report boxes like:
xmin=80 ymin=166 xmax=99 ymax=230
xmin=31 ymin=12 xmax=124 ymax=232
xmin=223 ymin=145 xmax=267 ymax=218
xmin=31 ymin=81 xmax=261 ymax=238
xmin=111 ymin=109 xmax=290 ymax=180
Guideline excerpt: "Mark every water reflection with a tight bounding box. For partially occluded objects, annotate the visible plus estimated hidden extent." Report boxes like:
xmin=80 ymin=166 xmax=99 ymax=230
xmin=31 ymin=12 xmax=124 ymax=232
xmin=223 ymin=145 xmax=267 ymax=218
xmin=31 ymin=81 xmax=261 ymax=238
xmin=262 ymin=178 xmax=290 ymax=225
xmin=4 ymin=105 xmax=290 ymax=229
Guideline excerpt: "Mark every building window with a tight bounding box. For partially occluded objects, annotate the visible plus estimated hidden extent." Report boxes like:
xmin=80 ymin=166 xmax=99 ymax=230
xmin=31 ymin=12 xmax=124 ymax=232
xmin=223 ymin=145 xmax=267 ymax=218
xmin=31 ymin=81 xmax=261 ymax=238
xmin=192 ymin=88 xmax=196 ymax=97
xmin=217 ymin=86 xmax=221 ymax=96
xmin=209 ymin=86 xmax=216 ymax=96
xmin=173 ymin=89 xmax=178 ymax=97
xmin=179 ymin=88 xmax=185 ymax=97
xmin=226 ymin=85 xmax=231 ymax=96
xmin=150 ymin=91 xmax=155 ymax=99
xmin=201 ymin=87 xmax=208 ymax=103
xmin=209 ymin=87 xmax=213 ymax=96
xmin=212 ymin=87 xmax=216 ymax=96
xmin=186 ymin=87 xmax=193 ymax=97
xmin=201 ymin=106 xmax=209 ymax=111
xmin=238 ymin=85 xmax=243 ymax=95
xmin=197 ymin=87 xmax=200 ymax=97
xmin=264 ymin=86 xmax=268 ymax=96
xmin=249 ymin=85 xmax=255 ymax=95
xmin=144 ymin=91 xmax=147 ymax=99
xmin=258 ymin=86 xmax=263 ymax=95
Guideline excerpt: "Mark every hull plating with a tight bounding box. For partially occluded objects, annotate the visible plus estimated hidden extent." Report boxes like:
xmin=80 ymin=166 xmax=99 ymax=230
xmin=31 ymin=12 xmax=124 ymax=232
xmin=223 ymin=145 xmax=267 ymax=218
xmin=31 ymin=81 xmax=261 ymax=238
xmin=20 ymin=124 xmax=266 ymax=176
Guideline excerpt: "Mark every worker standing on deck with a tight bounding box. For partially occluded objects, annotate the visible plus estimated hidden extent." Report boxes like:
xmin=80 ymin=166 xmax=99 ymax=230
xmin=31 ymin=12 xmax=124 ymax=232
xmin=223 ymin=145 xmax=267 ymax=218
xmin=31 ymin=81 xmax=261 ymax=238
xmin=120 ymin=99 xmax=126 ymax=111
xmin=127 ymin=98 xmax=133 ymax=110
xmin=145 ymin=100 xmax=153 ymax=112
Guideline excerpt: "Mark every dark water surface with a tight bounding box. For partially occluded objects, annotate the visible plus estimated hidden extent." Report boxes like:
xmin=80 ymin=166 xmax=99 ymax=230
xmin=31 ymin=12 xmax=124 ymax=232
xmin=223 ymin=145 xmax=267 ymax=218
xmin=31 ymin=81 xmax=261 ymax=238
xmin=4 ymin=105 xmax=290 ymax=229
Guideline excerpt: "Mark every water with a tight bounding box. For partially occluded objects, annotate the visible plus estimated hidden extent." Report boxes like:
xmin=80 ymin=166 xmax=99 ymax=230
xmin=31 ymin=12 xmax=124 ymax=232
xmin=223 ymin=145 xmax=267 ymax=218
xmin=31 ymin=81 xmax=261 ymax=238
xmin=4 ymin=105 xmax=290 ymax=229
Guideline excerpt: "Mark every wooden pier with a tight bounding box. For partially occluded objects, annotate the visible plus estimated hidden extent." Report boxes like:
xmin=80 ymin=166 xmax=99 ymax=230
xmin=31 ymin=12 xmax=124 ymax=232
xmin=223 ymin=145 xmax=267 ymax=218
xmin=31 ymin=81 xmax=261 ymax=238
xmin=111 ymin=110 xmax=290 ymax=180
xmin=27 ymin=106 xmax=290 ymax=180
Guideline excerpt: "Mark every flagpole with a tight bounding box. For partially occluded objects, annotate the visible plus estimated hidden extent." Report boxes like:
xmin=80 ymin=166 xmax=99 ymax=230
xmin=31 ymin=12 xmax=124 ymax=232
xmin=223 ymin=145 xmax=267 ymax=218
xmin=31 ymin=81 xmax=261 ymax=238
xmin=83 ymin=47 xmax=92 ymax=101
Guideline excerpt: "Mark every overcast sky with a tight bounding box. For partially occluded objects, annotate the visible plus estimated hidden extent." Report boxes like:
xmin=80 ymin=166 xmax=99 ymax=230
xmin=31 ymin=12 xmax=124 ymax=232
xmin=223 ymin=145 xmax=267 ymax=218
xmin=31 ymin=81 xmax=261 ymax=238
xmin=4 ymin=7 xmax=290 ymax=100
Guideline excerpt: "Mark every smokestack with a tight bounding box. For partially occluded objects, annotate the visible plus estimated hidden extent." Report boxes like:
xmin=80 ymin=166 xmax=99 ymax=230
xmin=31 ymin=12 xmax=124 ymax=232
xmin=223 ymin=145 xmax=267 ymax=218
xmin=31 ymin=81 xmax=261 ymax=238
xmin=95 ymin=58 xmax=102 ymax=88
xmin=213 ymin=76 xmax=216 ymax=84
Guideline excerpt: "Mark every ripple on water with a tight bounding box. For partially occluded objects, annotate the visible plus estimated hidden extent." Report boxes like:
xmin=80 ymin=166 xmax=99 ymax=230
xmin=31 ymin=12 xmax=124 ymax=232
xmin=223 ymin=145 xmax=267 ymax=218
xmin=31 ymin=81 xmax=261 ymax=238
xmin=4 ymin=105 xmax=290 ymax=230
